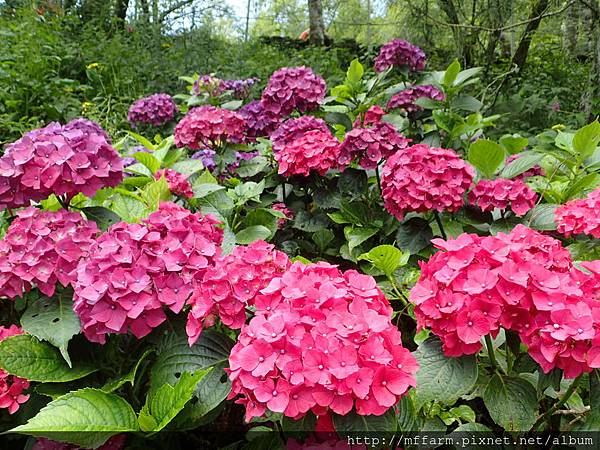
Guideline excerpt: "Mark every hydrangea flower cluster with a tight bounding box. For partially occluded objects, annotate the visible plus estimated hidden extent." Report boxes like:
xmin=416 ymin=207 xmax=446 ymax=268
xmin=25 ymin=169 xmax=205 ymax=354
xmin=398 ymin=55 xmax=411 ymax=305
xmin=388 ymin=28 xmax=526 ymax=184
xmin=228 ymin=261 xmax=418 ymax=420
xmin=353 ymin=105 xmax=386 ymax=128
xmin=174 ymin=105 xmax=246 ymax=150
xmin=63 ymin=118 xmax=111 ymax=143
xmin=374 ymin=39 xmax=426 ymax=73
xmin=387 ymin=85 xmax=445 ymax=113
xmin=261 ymin=67 xmax=326 ymax=117
xmin=193 ymin=76 xmax=259 ymax=99
xmin=504 ymin=153 xmax=545 ymax=180
xmin=275 ymin=129 xmax=342 ymax=177
xmin=239 ymin=100 xmax=282 ymax=140
xmin=155 ymin=168 xmax=193 ymax=199
xmin=0 ymin=207 xmax=99 ymax=299
xmin=555 ymin=188 xmax=600 ymax=239
xmin=0 ymin=121 xmax=123 ymax=210
xmin=271 ymin=202 xmax=294 ymax=228
xmin=127 ymin=93 xmax=178 ymax=128
xmin=468 ymin=178 xmax=538 ymax=216
xmin=0 ymin=325 xmax=30 ymax=414
xmin=222 ymin=78 xmax=260 ymax=99
xmin=381 ymin=144 xmax=475 ymax=220
xmin=186 ymin=241 xmax=290 ymax=346
xmin=411 ymin=225 xmax=600 ymax=378
xmin=73 ymin=202 xmax=223 ymax=343
xmin=270 ymin=116 xmax=329 ymax=153
xmin=338 ymin=123 xmax=411 ymax=169
xmin=191 ymin=148 xmax=217 ymax=172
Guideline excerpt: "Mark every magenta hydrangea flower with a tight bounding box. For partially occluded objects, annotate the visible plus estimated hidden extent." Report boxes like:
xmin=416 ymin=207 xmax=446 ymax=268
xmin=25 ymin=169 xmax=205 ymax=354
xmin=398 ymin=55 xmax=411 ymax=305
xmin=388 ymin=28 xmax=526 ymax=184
xmin=381 ymin=144 xmax=475 ymax=220
xmin=73 ymin=202 xmax=223 ymax=343
xmin=239 ymin=100 xmax=282 ymax=140
xmin=555 ymin=188 xmax=600 ymax=239
xmin=174 ymin=105 xmax=246 ymax=150
xmin=270 ymin=116 xmax=329 ymax=154
xmin=261 ymin=67 xmax=326 ymax=117
xmin=504 ymin=153 xmax=545 ymax=180
xmin=155 ymin=168 xmax=193 ymax=199
xmin=353 ymin=105 xmax=387 ymax=128
xmin=374 ymin=39 xmax=426 ymax=73
xmin=387 ymin=85 xmax=445 ymax=113
xmin=275 ymin=129 xmax=342 ymax=177
xmin=127 ymin=93 xmax=178 ymax=128
xmin=271 ymin=202 xmax=294 ymax=228
xmin=186 ymin=241 xmax=290 ymax=346
xmin=411 ymin=225 xmax=600 ymax=378
xmin=0 ymin=207 xmax=99 ymax=299
xmin=339 ymin=123 xmax=411 ymax=169
xmin=468 ymin=178 xmax=538 ymax=216
xmin=227 ymin=261 xmax=418 ymax=421
xmin=0 ymin=122 xmax=124 ymax=210
xmin=64 ymin=118 xmax=111 ymax=143
xmin=0 ymin=325 xmax=30 ymax=414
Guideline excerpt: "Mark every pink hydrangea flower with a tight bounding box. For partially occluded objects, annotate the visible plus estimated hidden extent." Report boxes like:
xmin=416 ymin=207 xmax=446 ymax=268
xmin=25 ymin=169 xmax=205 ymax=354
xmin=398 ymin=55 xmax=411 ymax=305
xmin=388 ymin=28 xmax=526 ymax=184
xmin=272 ymin=203 xmax=295 ymax=228
xmin=275 ymin=130 xmax=342 ymax=177
xmin=503 ymin=153 xmax=545 ymax=180
xmin=270 ymin=116 xmax=329 ymax=154
xmin=261 ymin=67 xmax=326 ymax=117
xmin=64 ymin=118 xmax=111 ymax=143
xmin=381 ymin=144 xmax=475 ymax=220
xmin=73 ymin=202 xmax=223 ymax=343
xmin=0 ymin=121 xmax=123 ymax=210
xmin=353 ymin=105 xmax=387 ymax=128
xmin=0 ymin=325 xmax=30 ymax=414
xmin=239 ymin=100 xmax=282 ymax=140
xmin=186 ymin=241 xmax=290 ymax=345
xmin=155 ymin=168 xmax=193 ymax=199
xmin=0 ymin=207 xmax=99 ymax=299
xmin=555 ymin=188 xmax=600 ymax=238
xmin=387 ymin=85 xmax=445 ymax=113
xmin=468 ymin=178 xmax=538 ymax=216
xmin=127 ymin=93 xmax=178 ymax=128
xmin=374 ymin=39 xmax=426 ymax=73
xmin=174 ymin=105 xmax=246 ymax=150
xmin=339 ymin=123 xmax=411 ymax=169
xmin=227 ymin=261 xmax=418 ymax=421
xmin=411 ymin=225 xmax=600 ymax=378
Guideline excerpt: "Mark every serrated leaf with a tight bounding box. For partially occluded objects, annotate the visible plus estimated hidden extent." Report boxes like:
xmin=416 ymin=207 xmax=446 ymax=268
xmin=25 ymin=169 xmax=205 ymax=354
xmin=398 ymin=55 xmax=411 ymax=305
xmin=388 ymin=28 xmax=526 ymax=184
xmin=483 ymin=374 xmax=538 ymax=431
xmin=396 ymin=218 xmax=433 ymax=253
xmin=468 ymin=139 xmax=505 ymax=178
xmin=169 ymin=159 xmax=203 ymax=175
xmin=20 ymin=293 xmax=81 ymax=367
xmin=358 ymin=245 xmax=404 ymax=277
xmin=9 ymin=388 xmax=138 ymax=448
xmin=81 ymin=207 xmax=120 ymax=231
xmin=193 ymin=183 xmax=226 ymax=199
xmin=236 ymin=225 xmax=271 ymax=244
xmin=142 ymin=177 xmax=172 ymax=210
xmin=344 ymin=226 xmax=378 ymax=253
xmin=501 ymin=153 xmax=543 ymax=179
xmin=236 ymin=156 xmax=270 ymax=178
xmin=111 ymin=193 xmax=148 ymax=222
xmin=333 ymin=408 xmax=396 ymax=434
xmin=414 ymin=337 xmax=477 ymax=409
xmin=312 ymin=229 xmax=335 ymax=252
xmin=197 ymin=189 xmax=234 ymax=222
xmin=139 ymin=369 xmax=211 ymax=432
xmin=133 ymin=151 xmax=161 ymax=174
xmin=0 ymin=335 xmax=95 ymax=382
xmin=500 ymin=134 xmax=529 ymax=154
xmin=573 ymin=120 xmax=600 ymax=159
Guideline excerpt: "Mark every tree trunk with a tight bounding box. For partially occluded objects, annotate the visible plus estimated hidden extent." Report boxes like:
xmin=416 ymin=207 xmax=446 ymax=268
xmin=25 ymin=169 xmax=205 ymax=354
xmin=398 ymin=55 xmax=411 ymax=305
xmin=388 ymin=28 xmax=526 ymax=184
xmin=115 ymin=0 xmax=128 ymax=21
xmin=437 ymin=0 xmax=471 ymax=65
xmin=139 ymin=0 xmax=149 ymax=22
xmin=511 ymin=0 xmax=550 ymax=72
xmin=308 ymin=0 xmax=325 ymax=45
xmin=563 ymin=0 xmax=579 ymax=57
xmin=581 ymin=0 xmax=600 ymax=120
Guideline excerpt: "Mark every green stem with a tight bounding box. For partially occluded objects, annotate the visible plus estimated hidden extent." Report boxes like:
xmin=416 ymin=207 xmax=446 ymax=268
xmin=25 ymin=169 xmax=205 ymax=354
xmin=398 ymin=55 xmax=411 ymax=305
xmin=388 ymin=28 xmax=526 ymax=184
xmin=388 ymin=276 xmax=408 ymax=306
xmin=484 ymin=335 xmax=499 ymax=372
xmin=375 ymin=165 xmax=382 ymax=193
xmin=532 ymin=376 xmax=581 ymax=431
xmin=433 ymin=211 xmax=447 ymax=240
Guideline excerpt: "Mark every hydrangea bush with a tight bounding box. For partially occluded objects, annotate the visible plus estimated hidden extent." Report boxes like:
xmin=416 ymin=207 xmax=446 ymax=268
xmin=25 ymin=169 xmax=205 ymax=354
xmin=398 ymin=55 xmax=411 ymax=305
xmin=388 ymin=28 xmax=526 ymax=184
xmin=1 ymin=40 xmax=600 ymax=449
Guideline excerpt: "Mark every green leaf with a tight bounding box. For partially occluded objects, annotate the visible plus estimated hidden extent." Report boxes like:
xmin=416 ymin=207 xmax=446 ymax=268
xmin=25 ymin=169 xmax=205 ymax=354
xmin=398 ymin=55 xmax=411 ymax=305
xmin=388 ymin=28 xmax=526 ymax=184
xmin=169 ymin=159 xmax=203 ymax=175
xmin=396 ymin=218 xmax=433 ymax=254
xmin=111 ymin=193 xmax=148 ymax=222
xmin=358 ymin=244 xmax=404 ymax=277
xmin=236 ymin=225 xmax=271 ymax=244
xmin=236 ymin=156 xmax=270 ymax=178
xmin=81 ymin=206 xmax=120 ymax=231
xmin=193 ymin=183 xmax=226 ymax=198
xmin=573 ymin=120 xmax=600 ymax=159
xmin=0 ymin=335 xmax=95 ymax=382
xmin=337 ymin=168 xmax=367 ymax=198
xmin=101 ymin=349 xmax=153 ymax=393
xmin=346 ymin=58 xmax=364 ymax=84
xmin=526 ymin=204 xmax=559 ymax=231
xmin=468 ymin=139 xmax=505 ymax=178
xmin=9 ymin=388 xmax=139 ymax=448
xmin=500 ymin=153 xmax=543 ymax=179
xmin=139 ymin=369 xmax=211 ymax=432
xmin=143 ymin=176 xmax=172 ymax=210
xmin=483 ymin=374 xmax=538 ymax=431
xmin=243 ymin=209 xmax=278 ymax=236
xmin=20 ymin=293 xmax=81 ymax=367
xmin=574 ymin=369 xmax=600 ymax=430
xmin=450 ymin=95 xmax=482 ymax=112
xmin=443 ymin=59 xmax=461 ymax=86
xmin=333 ymin=408 xmax=396 ymax=433
xmin=232 ymin=181 xmax=265 ymax=205
xmin=198 ymin=189 xmax=234 ymax=222
xmin=312 ymin=229 xmax=335 ymax=252
xmin=150 ymin=330 xmax=234 ymax=394
xmin=126 ymin=131 xmax=156 ymax=150
xmin=414 ymin=337 xmax=478 ymax=408
xmin=133 ymin=151 xmax=161 ymax=174
xmin=293 ymin=211 xmax=330 ymax=232
xmin=453 ymin=67 xmax=482 ymax=86
xmin=396 ymin=395 xmax=417 ymax=432
xmin=500 ymin=134 xmax=529 ymax=154
xmin=221 ymin=100 xmax=243 ymax=110
xmin=344 ymin=226 xmax=378 ymax=253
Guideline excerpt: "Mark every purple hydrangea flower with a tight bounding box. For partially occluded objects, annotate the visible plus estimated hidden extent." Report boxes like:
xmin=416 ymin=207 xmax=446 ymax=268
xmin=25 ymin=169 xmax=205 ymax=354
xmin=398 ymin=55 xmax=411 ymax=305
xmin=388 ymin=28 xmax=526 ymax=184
xmin=261 ymin=67 xmax=326 ymax=117
xmin=270 ymin=116 xmax=329 ymax=153
xmin=128 ymin=93 xmax=178 ymax=128
xmin=191 ymin=148 xmax=217 ymax=172
xmin=374 ymin=39 xmax=426 ymax=73
xmin=387 ymin=85 xmax=445 ymax=113
xmin=239 ymin=100 xmax=281 ymax=140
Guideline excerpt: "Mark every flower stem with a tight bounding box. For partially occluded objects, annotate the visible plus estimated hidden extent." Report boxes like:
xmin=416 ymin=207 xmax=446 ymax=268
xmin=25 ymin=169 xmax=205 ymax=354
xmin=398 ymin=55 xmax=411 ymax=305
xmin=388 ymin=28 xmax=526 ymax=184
xmin=433 ymin=211 xmax=447 ymax=240
xmin=532 ymin=376 xmax=581 ymax=431
xmin=388 ymin=276 xmax=408 ymax=306
xmin=484 ymin=335 xmax=499 ymax=372
xmin=375 ymin=165 xmax=382 ymax=193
